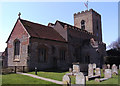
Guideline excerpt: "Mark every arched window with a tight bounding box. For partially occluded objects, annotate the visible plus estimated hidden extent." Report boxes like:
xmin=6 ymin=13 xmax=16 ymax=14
xmin=14 ymin=39 xmax=20 ymax=56
xmin=81 ymin=20 xmax=85 ymax=30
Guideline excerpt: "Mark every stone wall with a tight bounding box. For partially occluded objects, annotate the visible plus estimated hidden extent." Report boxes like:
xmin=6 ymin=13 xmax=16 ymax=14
xmin=28 ymin=37 xmax=69 ymax=71
xmin=74 ymin=9 xmax=102 ymax=42
xmin=7 ymin=20 xmax=29 ymax=72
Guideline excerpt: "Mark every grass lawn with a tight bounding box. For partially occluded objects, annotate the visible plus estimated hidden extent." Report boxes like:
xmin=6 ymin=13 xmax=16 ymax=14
xmin=2 ymin=74 xmax=61 ymax=86
xmin=1 ymin=70 xmax=120 ymax=85
xmin=29 ymin=71 xmax=68 ymax=81
xmin=29 ymin=70 xmax=120 ymax=85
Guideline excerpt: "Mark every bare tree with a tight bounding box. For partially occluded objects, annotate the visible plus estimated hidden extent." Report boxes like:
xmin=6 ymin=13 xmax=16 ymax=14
xmin=107 ymin=37 xmax=120 ymax=51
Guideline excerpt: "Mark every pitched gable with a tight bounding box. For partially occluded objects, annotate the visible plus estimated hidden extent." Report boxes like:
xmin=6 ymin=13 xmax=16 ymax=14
xmin=6 ymin=19 xmax=30 ymax=43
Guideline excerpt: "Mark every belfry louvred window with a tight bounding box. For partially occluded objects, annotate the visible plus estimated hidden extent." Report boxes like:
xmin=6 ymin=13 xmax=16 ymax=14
xmin=81 ymin=20 xmax=85 ymax=30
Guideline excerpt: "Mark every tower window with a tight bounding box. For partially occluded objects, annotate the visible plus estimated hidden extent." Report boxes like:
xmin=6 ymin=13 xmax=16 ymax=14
xmin=97 ymin=20 xmax=99 ymax=30
xmin=81 ymin=20 xmax=85 ymax=30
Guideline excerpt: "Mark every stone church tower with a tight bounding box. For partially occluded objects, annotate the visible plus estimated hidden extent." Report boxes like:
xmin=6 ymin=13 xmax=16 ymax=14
xmin=74 ymin=9 xmax=102 ymax=42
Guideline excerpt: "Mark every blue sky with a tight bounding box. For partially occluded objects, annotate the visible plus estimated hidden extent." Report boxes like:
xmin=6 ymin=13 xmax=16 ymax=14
xmin=0 ymin=2 xmax=118 ymax=52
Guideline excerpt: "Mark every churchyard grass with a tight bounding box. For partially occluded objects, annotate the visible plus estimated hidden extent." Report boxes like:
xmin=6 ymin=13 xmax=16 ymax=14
xmin=2 ymin=73 xmax=60 ymax=85
xmin=29 ymin=69 xmax=120 ymax=84
xmin=29 ymin=71 xmax=68 ymax=81
xmin=1 ymin=70 xmax=120 ymax=85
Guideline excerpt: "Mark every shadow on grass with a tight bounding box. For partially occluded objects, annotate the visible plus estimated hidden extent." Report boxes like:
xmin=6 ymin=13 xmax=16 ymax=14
xmin=30 ymin=68 xmax=68 ymax=73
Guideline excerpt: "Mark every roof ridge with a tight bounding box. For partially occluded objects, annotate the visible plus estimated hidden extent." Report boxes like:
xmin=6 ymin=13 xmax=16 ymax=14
xmin=56 ymin=20 xmax=93 ymax=36
xmin=20 ymin=18 xmax=52 ymax=29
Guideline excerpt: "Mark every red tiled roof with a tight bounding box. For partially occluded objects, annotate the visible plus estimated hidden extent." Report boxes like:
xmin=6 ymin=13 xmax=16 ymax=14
xmin=20 ymin=19 xmax=66 ymax=42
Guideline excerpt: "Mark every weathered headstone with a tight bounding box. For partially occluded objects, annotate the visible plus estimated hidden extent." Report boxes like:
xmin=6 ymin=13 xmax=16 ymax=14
xmin=102 ymin=64 xmax=107 ymax=73
xmin=73 ymin=63 xmax=80 ymax=73
xmin=62 ymin=75 xmax=71 ymax=85
xmin=107 ymin=64 xmax=110 ymax=69
xmin=88 ymin=64 xmax=93 ymax=76
xmin=112 ymin=64 xmax=118 ymax=75
xmin=88 ymin=64 xmax=93 ymax=69
xmin=119 ymin=65 xmax=120 ymax=70
xmin=104 ymin=69 xmax=112 ymax=78
xmin=93 ymin=63 xmax=96 ymax=69
xmin=95 ymin=68 xmax=101 ymax=76
xmin=69 ymin=68 xmax=72 ymax=73
xmin=76 ymin=72 xmax=85 ymax=85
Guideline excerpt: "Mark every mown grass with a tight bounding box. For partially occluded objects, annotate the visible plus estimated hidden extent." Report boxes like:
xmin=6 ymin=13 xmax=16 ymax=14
xmin=29 ymin=71 xmax=68 ymax=81
xmin=1 ymin=70 xmax=120 ymax=85
xmin=1 ymin=73 xmax=61 ymax=86
xmin=29 ymin=69 xmax=120 ymax=85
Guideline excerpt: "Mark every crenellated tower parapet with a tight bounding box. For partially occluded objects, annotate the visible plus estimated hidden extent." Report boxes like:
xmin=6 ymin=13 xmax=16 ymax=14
xmin=74 ymin=9 xmax=102 ymax=42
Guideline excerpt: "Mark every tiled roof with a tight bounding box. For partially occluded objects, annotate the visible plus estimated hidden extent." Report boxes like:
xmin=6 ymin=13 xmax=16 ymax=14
xmin=56 ymin=20 xmax=93 ymax=37
xmin=20 ymin=19 xmax=66 ymax=42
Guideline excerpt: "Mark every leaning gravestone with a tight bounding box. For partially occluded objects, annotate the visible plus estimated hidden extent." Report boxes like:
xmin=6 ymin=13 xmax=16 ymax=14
xmin=62 ymin=75 xmax=71 ymax=85
xmin=112 ymin=64 xmax=118 ymax=75
xmin=73 ymin=63 xmax=80 ymax=73
xmin=107 ymin=64 xmax=110 ymax=69
xmin=104 ymin=69 xmax=112 ymax=78
xmin=93 ymin=63 xmax=96 ymax=69
xmin=76 ymin=72 xmax=85 ymax=85
xmin=88 ymin=64 xmax=93 ymax=76
xmin=95 ymin=68 xmax=101 ymax=76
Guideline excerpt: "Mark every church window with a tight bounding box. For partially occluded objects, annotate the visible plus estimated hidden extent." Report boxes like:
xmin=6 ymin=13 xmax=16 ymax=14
xmin=59 ymin=49 xmax=66 ymax=61
xmin=97 ymin=20 xmax=99 ymax=30
xmin=14 ymin=39 xmax=20 ymax=55
xmin=81 ymin=20 xmax=85 ymax=30
xmin=13 ymin=39 xmax=20 ymax=61
xmin=38 ymin=48 xmax=47 ymax=62
xmin=85 ymin=55 xmax=90 ymax=64
xmin=51 ymin=45 xmax=55 ymax=54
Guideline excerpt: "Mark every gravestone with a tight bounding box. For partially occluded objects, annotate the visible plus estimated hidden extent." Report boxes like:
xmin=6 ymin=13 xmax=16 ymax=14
xmin=62 ymin=75 xmax=71 ymax=85
xmin=102 ymin=64 xmax=107 ymax=73
xmin=88 ymin=64 xmax=93 ymax=69
xmin=76 ymin=72 xmax=85 ymax=85
xmin=104 ymin=69 xmax=112 ymax=78
xmin=73 ymin=63 xmax=80 ymax=73
xmin=69 ymin=68 xmax=72 ymax=73
xmin=119 ymin=65 xmax=120 ymax=70
xmin=95 ymin=68 xmax=101 ymax=76
xmin=112 ymin=64 xmax=118 ymax=75
xmin=88 ymin=64 xmax=93 ymax=76
xmin=107 ymin=64 xmax=110 ymax=69
xmin=93 ymin=63 xmax=96 ymax=69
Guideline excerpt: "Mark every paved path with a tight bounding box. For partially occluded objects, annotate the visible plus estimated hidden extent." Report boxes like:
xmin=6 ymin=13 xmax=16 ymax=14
xmin=17 ymin=72 xmax=63 ymax=85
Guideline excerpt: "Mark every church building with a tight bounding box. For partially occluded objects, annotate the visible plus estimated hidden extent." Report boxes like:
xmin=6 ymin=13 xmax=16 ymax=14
xmin=6 ymin=9 xmax=106 ymax=72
